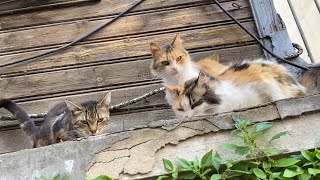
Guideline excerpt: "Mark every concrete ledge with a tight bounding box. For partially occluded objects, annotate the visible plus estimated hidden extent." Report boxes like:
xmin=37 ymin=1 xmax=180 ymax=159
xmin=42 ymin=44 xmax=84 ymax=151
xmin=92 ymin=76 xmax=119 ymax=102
xmin=0 ymin=94 xmax=320 ymax=179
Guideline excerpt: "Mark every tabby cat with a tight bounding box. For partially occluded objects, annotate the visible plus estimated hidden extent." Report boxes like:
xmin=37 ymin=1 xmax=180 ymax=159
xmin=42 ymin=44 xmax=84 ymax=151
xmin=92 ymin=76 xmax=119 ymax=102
xmin=150 ymin=34 xmax=226 ymax=104
xmin=166 ymin=60 xmax=308 ymax=118
xmin=0 ymin=92 xmax=111 ymax=148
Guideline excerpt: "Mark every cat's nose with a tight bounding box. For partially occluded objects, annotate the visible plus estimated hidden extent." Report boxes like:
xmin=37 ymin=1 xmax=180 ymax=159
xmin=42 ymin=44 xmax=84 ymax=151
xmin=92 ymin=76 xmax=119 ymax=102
xmin=171 ymin=68 xmax=178 ymax=75
xmin=91 ymin=129 xmax=97 ymax=135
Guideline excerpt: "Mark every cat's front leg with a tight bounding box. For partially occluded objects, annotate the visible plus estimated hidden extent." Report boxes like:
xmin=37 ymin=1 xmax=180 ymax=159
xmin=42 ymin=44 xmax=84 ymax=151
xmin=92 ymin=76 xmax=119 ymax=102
xmin=60 ymin=130 xmax=85 ymax=141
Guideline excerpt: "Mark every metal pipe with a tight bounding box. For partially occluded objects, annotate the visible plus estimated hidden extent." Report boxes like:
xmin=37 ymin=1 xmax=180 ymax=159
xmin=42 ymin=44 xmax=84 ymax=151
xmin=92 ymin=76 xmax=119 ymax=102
xmin=315 ymin=0 xmax=320 ymax=13
xmin=287 ymin=0 xmax=316 ymax=63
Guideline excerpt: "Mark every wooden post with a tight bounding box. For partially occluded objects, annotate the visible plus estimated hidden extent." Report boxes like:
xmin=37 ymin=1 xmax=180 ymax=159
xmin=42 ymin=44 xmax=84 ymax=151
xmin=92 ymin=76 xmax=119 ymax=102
xmin=249 ymin=0 xmax=308 ymax=77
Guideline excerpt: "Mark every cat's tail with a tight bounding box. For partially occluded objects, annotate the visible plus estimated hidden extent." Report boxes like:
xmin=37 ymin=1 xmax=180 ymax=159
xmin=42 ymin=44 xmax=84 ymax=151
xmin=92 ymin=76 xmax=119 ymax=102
xmin=0 ymin=99 xmax=39 ymax=137
xmin=299 ymin=66 xmax=320 ymax=94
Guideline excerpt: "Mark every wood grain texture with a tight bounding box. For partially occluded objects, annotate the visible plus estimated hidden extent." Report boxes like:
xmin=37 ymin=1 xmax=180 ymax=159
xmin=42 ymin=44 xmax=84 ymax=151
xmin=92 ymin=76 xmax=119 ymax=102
xmin=0 ymin=22 xmax=257 ymax=76
xmin=0 ymin=0 xmax=233 ymax=30
xmin=0 ymin=44 xmax=262 ymax=117
xmin=0 ymin=0 xmax=251 ymax=54
xmin=249 ymin=0 xmax=307 ymax=77
xmin=0 ymin=43 xmax=262 ymax=100
xmin=0 ymin=0 xmax=101 ymax=16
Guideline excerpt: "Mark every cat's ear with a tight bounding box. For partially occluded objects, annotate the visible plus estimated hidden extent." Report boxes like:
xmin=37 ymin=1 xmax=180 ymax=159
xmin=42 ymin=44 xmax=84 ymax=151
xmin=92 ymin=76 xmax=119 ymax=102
xmin=65 ymin=100 xmax=82 ymax=113
xmin=198 ymin=71 xmax=211 ymax=86
xmin=99 ymin=91 xmax=111 ymax=107
xmin=165 ymin=85 xmax=179 ymax=96
xmin=171 ymin=34 xmax=183 ymax=48
xmin=150 ymin=42 xmax=162 ymax=55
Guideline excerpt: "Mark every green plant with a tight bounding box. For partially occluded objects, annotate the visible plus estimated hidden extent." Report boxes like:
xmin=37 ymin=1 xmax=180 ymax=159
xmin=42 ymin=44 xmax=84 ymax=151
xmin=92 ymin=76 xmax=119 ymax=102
xmin=36 ymin=174 xmax=112 ymax=180
xmin=158 ymin=118 xmax=320 ymax=180
xmin=35 ymin=174 xmax=69 ymax=180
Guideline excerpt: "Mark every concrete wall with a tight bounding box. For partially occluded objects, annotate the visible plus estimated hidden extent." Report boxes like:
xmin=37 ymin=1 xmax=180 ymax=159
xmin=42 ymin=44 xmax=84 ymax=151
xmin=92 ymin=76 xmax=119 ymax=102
xmin=1 ymin=94 xmax=320 ymax=180
xmin=274 ymin=0 xmax=320 ymax=63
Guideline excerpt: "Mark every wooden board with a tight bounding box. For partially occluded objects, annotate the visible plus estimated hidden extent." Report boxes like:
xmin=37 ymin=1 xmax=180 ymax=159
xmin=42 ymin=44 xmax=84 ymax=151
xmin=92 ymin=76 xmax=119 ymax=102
xmin=0 ymin=0 xmax=101 ymax=16
xmin=0 ymin=0 xmax=251 ymax=54
xmin=0 ymin=0 xmax=232 ymax=30
xmin=0 ymin=0 xmax=265 ymax=154
xmin=0 ymin=21 xmax=256 ymax=76
xmin=0 ymin=44 xmax=262 ymax=125
xmin=0 ymin=42 xmax=261 ymax=100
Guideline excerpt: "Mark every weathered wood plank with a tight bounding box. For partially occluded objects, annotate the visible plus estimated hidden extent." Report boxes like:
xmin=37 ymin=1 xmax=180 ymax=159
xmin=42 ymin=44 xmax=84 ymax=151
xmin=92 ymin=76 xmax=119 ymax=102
xmin=0 ymin=44 xmax=262 ymax=117
xmin=0 ymin=0 xmax=251 ymax=54
xmin=0 ymin=42 xmax=262 ymax=100
xmin=0 ymin=83 xmax=164 ymax=117
xmin=249 ymin=0 xmax=307 ymax=77
xmin=0 ymin=129 xmax=32 ymax=154
xmin=0 ymin=0 xmax=232 ymax=30
xmin=0 ymin=0 xmax=101 ymax=16
xmin=0 ymin=44 xmax=262 ymax=132
xmin=0 ymin=22 xmax=257 ymax=76
xmin=0 ymin=108 xmax=174 ymax=154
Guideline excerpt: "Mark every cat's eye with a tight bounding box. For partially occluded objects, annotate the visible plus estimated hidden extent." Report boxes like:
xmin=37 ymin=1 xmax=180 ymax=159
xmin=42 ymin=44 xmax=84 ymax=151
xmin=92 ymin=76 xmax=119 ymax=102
xmin=161 ymin=61 xmax=169 ymax=66
xmin=176 ymin=56 xmax=183 ymax=62
xmin=177 ymin=108 xmax=184 ymax=112
xmin=98 ymin=118 xmax=104 ymax=123
xmin=80 ymin=120 xmax=88 ymax=124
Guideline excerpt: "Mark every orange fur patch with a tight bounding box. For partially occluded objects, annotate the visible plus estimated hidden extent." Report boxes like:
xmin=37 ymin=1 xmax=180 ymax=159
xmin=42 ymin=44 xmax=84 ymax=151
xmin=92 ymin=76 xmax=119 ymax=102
xmin=196 ymin=55 xmax=226 ymax=77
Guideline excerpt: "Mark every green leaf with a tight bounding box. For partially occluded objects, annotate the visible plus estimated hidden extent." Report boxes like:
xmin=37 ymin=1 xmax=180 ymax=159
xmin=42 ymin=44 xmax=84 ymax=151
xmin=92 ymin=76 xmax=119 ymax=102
xmin=308 ymin=168 xmax=320 ymax=175
xmin=302 ymin=162 xmax=314 ymax=167
xmin=221 ymin=143 xmax=237 ymax=150
xmin=212 ymin=152 xmax=221 ymax=172
xmin=201 ymin=169 xmax=212 ymax=176
xmin=162 ymin=159 xmax=174 ymax=171
xmin=291 ymin=154 xmax=305 ymax=160
xmin=316 ymin=151 xmax=320 ymax=160
xmin=178 ymin=172 xmax=196 ymax=180
xmin=270 ymin=172 xmax=281 ymax=179
xmin=178 ymin=158 xmax=193 ymax=170
xmin=157 ymin=176 xmax=169 ymax=180
xmin=93 ymin=175 xmax=112 ymax=180
xmin=233 ymin=117 xmax=251 ymax=130
xmin=172 ymin=171 xmax=178 ymax=179
xmin=269 ymin=131 xmax=289 ymax=143
xmin=255 ymin=122 xmax=273 ymax=133
xmin=201 ymin=150 xmax=213 ymax=167
xmin=235 ymin=146 xmax=250 ymax=155
xmin=252 ymin=168 xmax=267 ymax=179
xmin=298 ymin=172 xmax=311 ymax=180
xmin=210 ymin=174 xmax=221 ymax=180
xmin=262 ymin=161 xmax=272 ymax=170
xmin=283 ymin=168 xmax=303 ymax=177
xmin=193 ymin=156 xmax=199 ymax=168
xmin=273 ymin=158 xmax=300 ymax=167
xmin=301 ymin=150 xmax=314 ymax=162
xmin=262 ymin=148 xmax=283 ymax=155
xmin=230 ymin=170 xmax=252 ymax=174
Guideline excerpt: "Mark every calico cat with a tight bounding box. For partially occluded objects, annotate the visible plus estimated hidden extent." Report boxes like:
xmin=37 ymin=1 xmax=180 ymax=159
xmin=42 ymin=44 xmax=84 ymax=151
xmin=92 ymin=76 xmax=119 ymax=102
xmin=166 ymin=60 xmax=307 ymax=118
xmin=0 ymin=92 xmax=111 ymax=148
xmin=150 ymin=34 xmax=226 ymax=104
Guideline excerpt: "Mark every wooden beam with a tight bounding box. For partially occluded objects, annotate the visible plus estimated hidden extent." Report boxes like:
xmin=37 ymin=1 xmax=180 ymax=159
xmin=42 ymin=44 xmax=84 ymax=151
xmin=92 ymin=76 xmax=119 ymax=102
xmin=249 ymin=0 xmax=308 ymax=77
xmin=0 ymin=22 xmax=257 ymax=76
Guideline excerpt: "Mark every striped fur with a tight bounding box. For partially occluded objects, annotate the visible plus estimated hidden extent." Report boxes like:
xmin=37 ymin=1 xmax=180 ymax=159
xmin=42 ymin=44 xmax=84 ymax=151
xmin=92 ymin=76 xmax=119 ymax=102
xmin=167 ymin=59 xmax=307 ymax=118
xmin=0 ymin=92 xmax=111 ymax=148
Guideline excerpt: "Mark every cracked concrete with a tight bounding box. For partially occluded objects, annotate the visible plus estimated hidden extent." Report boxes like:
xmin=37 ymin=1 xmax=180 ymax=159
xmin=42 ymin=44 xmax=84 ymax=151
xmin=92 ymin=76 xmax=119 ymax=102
xmin=1 ymin=94 xmax=320 ymax=179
